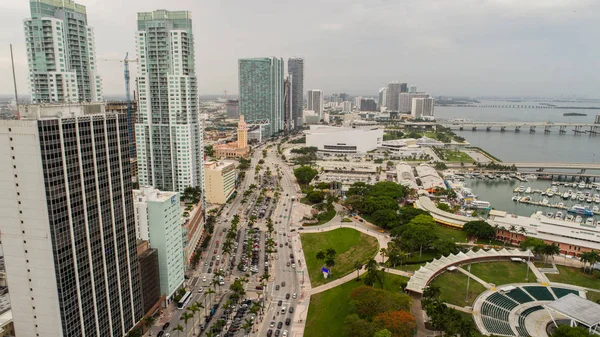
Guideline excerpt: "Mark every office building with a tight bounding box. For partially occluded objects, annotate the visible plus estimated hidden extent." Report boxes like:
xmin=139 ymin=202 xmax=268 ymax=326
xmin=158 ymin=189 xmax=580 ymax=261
xmin=24 ymin=0 xmax=103 ymax=103
xmin=378 ymin=87 xmax=387 ymax=109
xmin=307 ymin=89 xmax=324 ymax=118
xmin=288 ymin=58 xmax=304 ymax=130
xmin=136 ymin=241 xmax=161 ymax=315
xmin=342 ymin=101 xmax=352 ymax=113
xmin=133 ymin=187 xmax=184 ymax=301
xmin=135 ymin=10 xmax=204 ymax=193
xmin=306 ymin=125 xmax=383 ymax=154
xmin=204 ymin=161 xmax=237 ymax=204
xmin=360 ymin=98 xmax=377 ymax=112
xmin=399 ymin=92 xmax=430 ymax=113
xmin=409 ymin=85 xmax=417 ymax=93
xmin=0 ymin=104 xmax=142 ymax=337
xmin=331 ymin=92 xmax=340 ymax=104
xmin=214 ymin=115 xmax=250 ymax=159
xmin=239 ymin=57 xmax=284 ymax=137
xmin=412 ymin=97 xmax=435 ymax=119
xmin=226 ymin=99 xmax=239 ymax=119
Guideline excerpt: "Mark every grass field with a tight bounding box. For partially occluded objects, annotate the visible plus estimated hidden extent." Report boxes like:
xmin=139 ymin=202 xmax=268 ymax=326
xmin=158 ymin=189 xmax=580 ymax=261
xmin=469 ymin=261 xmax=529 ymax=286
xmin=546 ymin=265 xmax=600 ymax=291
xmin=432 ymin=224 xmax=469 ymax=243
xmin=305 ymin=272 xmax=409 ymax=337
xmin=586 ymin=291 xmax=600 ymax=302
xmin=300 ymin=228 xmax=379 ymax=286
xmin=430 ymin=271 xmax=487 ymax=306
xmin=438 ymin=149 xmax=475 ymax=163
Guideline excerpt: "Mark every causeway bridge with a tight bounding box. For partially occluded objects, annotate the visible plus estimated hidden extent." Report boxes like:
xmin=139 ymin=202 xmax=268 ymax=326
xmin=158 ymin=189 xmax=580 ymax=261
xmin=444 ymin=162 xmax=600 ymax=175
xmin=440 ymin=121 xmax=600 ymax=134
xmin=438 ymin=104 xmax=600 ymax=109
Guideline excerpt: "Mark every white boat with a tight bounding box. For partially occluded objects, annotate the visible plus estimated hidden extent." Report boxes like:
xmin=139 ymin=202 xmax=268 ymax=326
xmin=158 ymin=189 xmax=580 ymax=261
xmin=562 ymin=191 xmax=569 ymax=199
xmin=542 ymin=198 xmax=549 ymax=205
xmin=518 ymin=186 xmax=526 ymax=193
xmin=500 ymin=175 xmax=508 ymax=180
xmin=566 ymin=214 xmax=574 ymax=221
xmin=525 ymin=187 xmax=532 ymax=193
xmin=526 ymin=174 xmax=538 ymax=181
xmin=541 ymin=191 xmax=546 ymax=196
xmin=558 ymin=202 xmax=565 ymax=208
xmin=555 ymin=211 xmax=564 ymax=219
xmin=546 ymin=212 xmax=553 ymax=218
xmin=470 ymin=200 xmax=491 ymax=209
xmin=511 ymin=196 xmax=519 ymax=201
xmin=571 ymin=194 xmax=578 ymax=200
xmin=575 ymin=215 xmax=583 ymax=223
xmin=593 ymin=206 xmax=599 ymax=213
xmin=595 ymin=197 xmax=600 ymax=204
xmin=585 ymin=218 xmax=595 ymax=226
xmin=547 ymin=191 xmax=554 ymax=197
xmin=587 ymin=197 xmax=593 ymax=203
xmin=578 ymin=196 xmax=586 ymax=202
xmin=578 ymin=182 xmax=586 ymax=188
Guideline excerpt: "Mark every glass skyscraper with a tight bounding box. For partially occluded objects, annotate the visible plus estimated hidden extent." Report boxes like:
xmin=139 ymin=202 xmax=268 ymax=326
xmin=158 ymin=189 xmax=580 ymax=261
xmin=24 ymin=0 xmax=103 ymax=103
xmin=238 ymin=57 xmax=284 ymax=137
xmin=288 ymin=57 xmax=304 ymax=130
xmin=135 ymin=10 xmax=204 ymax=192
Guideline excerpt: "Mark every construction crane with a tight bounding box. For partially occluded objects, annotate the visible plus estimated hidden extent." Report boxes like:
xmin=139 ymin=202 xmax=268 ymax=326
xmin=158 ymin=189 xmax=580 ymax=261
xmin=122 ymin=52 xmax=138 ymax=159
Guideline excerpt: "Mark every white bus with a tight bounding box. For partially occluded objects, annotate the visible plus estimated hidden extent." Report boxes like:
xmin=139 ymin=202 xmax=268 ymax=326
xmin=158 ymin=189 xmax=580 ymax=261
xmin=177 ymin=291 xmax=192 ymax=309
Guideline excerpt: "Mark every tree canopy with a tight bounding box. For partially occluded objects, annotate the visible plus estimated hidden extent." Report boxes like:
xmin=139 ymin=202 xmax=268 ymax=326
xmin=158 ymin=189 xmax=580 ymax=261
xmin=551 ymin=325 xmax=596 ymax=337
xmin=294 ymin=166 xmax=318 ymax=186
xmin=463 ymin=221 xmax=496 ymax=239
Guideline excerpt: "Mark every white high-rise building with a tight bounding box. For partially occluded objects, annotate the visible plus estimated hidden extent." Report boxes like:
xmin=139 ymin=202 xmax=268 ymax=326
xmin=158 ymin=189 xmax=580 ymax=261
xmin=133 ymin=187 xmax=184 ymax=300
xmin=0 ymin=104 xmax=143 ymax=337
xmin=135 ymin=10 xmax=204 ymax=193
xmin=307 ymin=89 xmax=324 ymax=118
xmin=342 ymin=101 xmax=352 ymax=113
xmin=412 ymin=97 xmax=435 ymax=119
xmin=24 ymin=0 xmax=103 ymax=103
xmin=378 ymin=87 xmax=387 ymax=110
xmin=399 ymin=92 xmax=430 ymax=113
xmin=409 ymin=85 xmax=417 ymax=93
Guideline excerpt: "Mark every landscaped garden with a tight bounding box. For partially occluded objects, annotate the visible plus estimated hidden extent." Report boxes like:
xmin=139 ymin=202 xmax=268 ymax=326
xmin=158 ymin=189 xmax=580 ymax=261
xmin=468 ymin=261 xmax=529 ymax=286
xmin=546 ymin=265 xmax=600 ymax=291
xmin=300 ymin=228 xmax=379 ymax=286
xmin=305 ymin=273 xmax=410 ymax=337
xmin=429 ymin=270 xmax=487 ymax=306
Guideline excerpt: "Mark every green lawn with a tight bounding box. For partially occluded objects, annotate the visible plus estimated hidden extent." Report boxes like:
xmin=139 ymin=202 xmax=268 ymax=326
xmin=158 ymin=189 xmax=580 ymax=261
xmin=438 ymin=149 xmax=475 ymax=163
xmin=303 ymin=209 xmax=337 ymax=226
xmin=300 ymin=228 xmax=379 ymax=286
xmin=430 ymin=271 xmax=487 ymax=306
xmin=586 ymin=291 xmax=600 ymax=302
xmin=305 ymin=272 xmax=409 ymax=337
xmin=432 ymin=224 xmax=470 ymax=243
xmin=468 ymin=261 xmax=529 ymax=286
xmin=546 ymin=265 xmax=600 ymax=291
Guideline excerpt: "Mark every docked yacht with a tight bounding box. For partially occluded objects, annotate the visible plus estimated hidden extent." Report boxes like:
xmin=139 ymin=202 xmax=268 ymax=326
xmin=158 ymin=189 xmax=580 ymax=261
xmin=578 ymin=181 xmax=586 ymax=188
xmin=470 ymin=200 xmax=491 ymax=209
xmin=593 ymin=205 xmax=599 ymax=213
xmin=525 ymin=187 xmax=532 ymax=193
xmin=542 ymin=198 xmax=549 ymax=205
xmin=555 ymin=211 xmax=564 ymax=219
xmin=568 ymin=205 xmax=595 ymax=216
xmin=575 ymin=215 xmax=583 ymax=223
xmin=562 ymin=191 xmax=570 ymax=199
xmin=511 ymin=196 xmax=519 ymax=202
xmin=585 ymin=218 xmax=595 ymax=226
xmin=518 ymin=186 xmax=526 ymax=193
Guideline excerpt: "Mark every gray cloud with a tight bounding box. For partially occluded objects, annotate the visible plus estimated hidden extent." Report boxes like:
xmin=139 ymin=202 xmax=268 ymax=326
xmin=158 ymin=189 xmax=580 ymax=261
xmin=1 ymin=0 xmax=599 ymax=98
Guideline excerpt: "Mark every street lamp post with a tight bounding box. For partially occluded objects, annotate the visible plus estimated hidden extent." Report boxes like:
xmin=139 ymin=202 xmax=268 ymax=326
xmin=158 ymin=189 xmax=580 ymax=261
xmin=525 ymin=248 xmax=532 ymax=281
xmin=465 ymin=263 xmax=471 ymax=304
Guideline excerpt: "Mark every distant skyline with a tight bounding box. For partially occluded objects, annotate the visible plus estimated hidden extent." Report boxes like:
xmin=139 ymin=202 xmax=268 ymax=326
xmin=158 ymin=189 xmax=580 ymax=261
xmin=2 ymin=0 xmax=600 ymax=99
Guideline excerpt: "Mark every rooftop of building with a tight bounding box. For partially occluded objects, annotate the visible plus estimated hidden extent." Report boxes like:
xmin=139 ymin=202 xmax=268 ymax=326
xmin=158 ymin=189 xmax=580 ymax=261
xmin=0 ymin=294 xmax=10 ymax=315
xmin=133 ymin=187 xmax=178 ymax=202
xmin=306 ymin=125 xmax=381 ymax=133
xmin=204 ymin=160 xmax=237 ymax=171
xmin=0 ymin=309 xmax=12 ymax=329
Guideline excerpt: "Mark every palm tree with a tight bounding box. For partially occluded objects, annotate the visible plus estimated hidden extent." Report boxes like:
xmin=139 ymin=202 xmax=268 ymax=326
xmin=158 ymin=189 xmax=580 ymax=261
xmin=143 ymin=315 xmax=156 ymax=335
xmin=242 ymin=318 xmax=254 ymax=334
xmin=353 ymin=260 xmax=363 ymax=280
xmin=380 ymin=247 xmax=388 ymax=265
xmin=173 ymin=324 xmax=184 ymax=337
xmin=518 ymin=227 xmax=527 ymax=236
xmin=581 ymin=252 xmax=590 ymax=273
xmin=204 ymin=288 xmax=216 ymax=315
xmin=190 ymin=301 xmax=204 ymax=334
xmin=180 ymin=311 xmax=194 ymax=332
xmin=316 ymin=250 xmax=326 ymax=261
xmin=212 ymin=277 xmax=222 ymax=295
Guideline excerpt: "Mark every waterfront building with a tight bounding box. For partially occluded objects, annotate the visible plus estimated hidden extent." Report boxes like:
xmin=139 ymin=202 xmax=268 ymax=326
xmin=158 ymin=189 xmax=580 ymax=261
xmin=226 ymin=99 xmax=240 ymax=119
xmin=307 ymin=89 xmax=324 ymax=118
xmin=0 ymin=104 xmax=143 ymax=337
xmin=378 ymin=87 xmax=387 ymax=110
xmin=396 ymin=163 xmax=419 ymax=190
xmin=133 ymin=187 xmax=184 ymax=301
xmin=399 ymin=93 xmax=430 ymax=113
xmin=239 ymin=57 xmax=284 ymax=138
xmin=135 ymin=10 xmax=204 ymax=193
xmin=204 ymin=161 xmax=237 ymax=204
xmin=288 ymin=57 xmax=304 ymax=130
xmin=490 ymin=211 xmax=600 ymax=257
xmin=415 ymin=164 xmax=446 ymax=191
xmin=214 ymin=115 xmax=250 ymax=159
xmin=412 ymin=97 xmax=435 ymax=119
xmin=136 ymin=240 xmax=161 ymax=315
xmin=306 ymin=125 xmax=383 ymax=154
xmin=24 ymin=0 xmax=103 ymax=103
xmin=359 ymin=98 xmax=377 ymax=112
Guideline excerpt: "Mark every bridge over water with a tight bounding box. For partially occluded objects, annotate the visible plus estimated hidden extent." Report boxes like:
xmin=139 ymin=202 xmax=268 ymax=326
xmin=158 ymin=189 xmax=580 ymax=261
xmin=439 ymin=104 xmax=600 ymax=109
xmin=441 ymin=121 xmax=600 ymax=134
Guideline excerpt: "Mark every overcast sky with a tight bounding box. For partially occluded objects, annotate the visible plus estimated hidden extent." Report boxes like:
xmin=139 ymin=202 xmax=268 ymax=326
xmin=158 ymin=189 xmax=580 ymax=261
xmin=1 ymin=0 xmax=599 ymax=98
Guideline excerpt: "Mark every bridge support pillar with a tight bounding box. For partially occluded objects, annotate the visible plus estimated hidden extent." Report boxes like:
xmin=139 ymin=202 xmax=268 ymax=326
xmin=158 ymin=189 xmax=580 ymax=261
xmin=459 ymin=126 xmax=464 ymax=131
xmin=472 ymin=127 xmax=477 ymax=131
xmin=574 ymin=126 xmax=584 ymax=134
xmin=580 ymin=169 xmax=587 ymax=174
xmin=486 ymin=126 xmax=491 ymax=132
xmin=515 ymin=126 xmax=521 ymax=132
xmin=559 ymin=126 xmax=566 ymax=133
xmin=544 ymin=126 xmax=551 ymax=133
xmin=501 ymin=126 xmax=506 ymax=132
xmin=530 ymin=126 xmax=536 ymax=133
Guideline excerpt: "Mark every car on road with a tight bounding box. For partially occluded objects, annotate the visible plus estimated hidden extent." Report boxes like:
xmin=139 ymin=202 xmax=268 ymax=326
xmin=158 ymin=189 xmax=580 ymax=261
xmin=204 ymin=261 xmax=208 ymax=266
xmin=298 ymin=227 xmax=304 ymax=230
xmin=282 ymin=330 xmax=288 ymax=337
xmin=209 ymin=261 xmax=214 ymax=266
xmin=267 ymin=330 xmax=273 ymax=337
xmin=157 ymin=331 xmax=164 ymax=337
xmin=270 ymin=321 xmax=275 ymax=328
xmin=203 ymin=276 xmax=207 ymax=282
xmin=214 ymin=249 xmax=217 ymax=254
xmin=291 ymin=264 xmax=296 ymax=268
xmin=275 ymin=285 xmax=280 ymax=290
xmin=289 ymin=254 xmax=294 ymax=259
xmin=286 ymin=262 xmax=290 ymax=267
xmin=162 ymin=322 xmax=170 ymax=330
xmin=277 ymin=300 xmax=282 ymax=306
xmin=275 ymin=330 xmax=280 ymax=337
xmin=289 ymin=307 xmax=294 ymax=313
xmin=277 ymin=322 xmax=283 ymax=329
xmin=281 ymin=281 xmax=286 ymax=287
xmin=279 ymin=244 xmax=283 ymax=247
xmin=281 ymin=307 xmax=286 ymax=314
xmin=198 ymin=287 xmax=203 ymax=293
xmin=285 ymin=318 xmax=291 ymax=326
xmin=285 ymin=293 xmax=290 ymax=299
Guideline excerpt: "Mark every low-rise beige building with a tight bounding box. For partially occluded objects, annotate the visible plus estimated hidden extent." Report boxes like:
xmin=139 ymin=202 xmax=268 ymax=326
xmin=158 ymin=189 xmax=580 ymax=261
xmin=204 ymin=161 xmax=237 ymax=204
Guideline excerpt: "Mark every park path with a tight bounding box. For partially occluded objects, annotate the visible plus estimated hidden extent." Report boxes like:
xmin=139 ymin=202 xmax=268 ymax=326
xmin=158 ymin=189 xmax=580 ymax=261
xmin=457 ymin=267 xmax=494 ymax=289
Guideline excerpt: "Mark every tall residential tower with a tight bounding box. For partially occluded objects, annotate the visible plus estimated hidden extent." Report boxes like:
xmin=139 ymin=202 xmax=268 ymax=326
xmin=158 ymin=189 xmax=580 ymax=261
xmin=288 ymin=58 xmax=304 ymax=130
xmin=307 ymin=89 xmax=324 ymax=118
xmin=238 ymin=57 xmax=284 ymax=138
xmin=24 ymin=0 xmax=103 ymax=103
xmin=0 ymin=104 xmax=143 ymax=337
xmin=135 ymin=10 xmax=204 ymax=193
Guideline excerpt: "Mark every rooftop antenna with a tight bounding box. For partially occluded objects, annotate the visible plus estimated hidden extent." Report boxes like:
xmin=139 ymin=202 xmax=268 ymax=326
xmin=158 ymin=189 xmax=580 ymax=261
xmin=10 ymin=44 xmax=20 ymax=120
